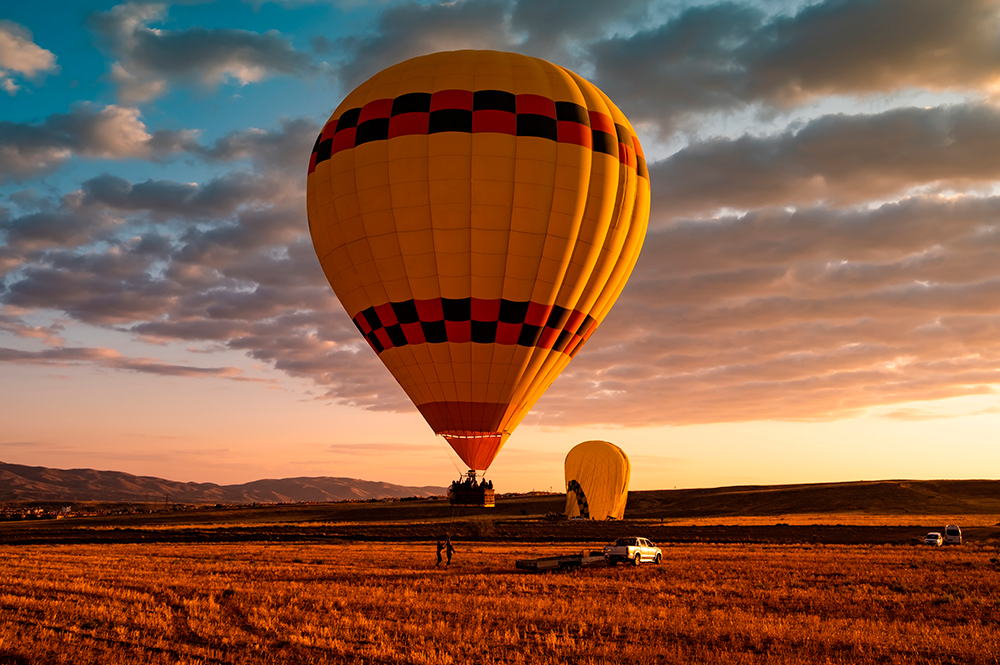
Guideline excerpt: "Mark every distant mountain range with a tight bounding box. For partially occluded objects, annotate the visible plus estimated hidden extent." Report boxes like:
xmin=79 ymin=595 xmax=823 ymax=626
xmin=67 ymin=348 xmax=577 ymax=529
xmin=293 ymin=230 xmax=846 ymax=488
xmin=0 ymin=461 xmax=447 ymax=504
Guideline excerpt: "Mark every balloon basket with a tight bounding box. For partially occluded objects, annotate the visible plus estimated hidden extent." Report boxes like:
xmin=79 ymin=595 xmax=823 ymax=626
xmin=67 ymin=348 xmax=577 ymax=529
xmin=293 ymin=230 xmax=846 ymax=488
xmin=448 ymin=472 xmax=495 ymax=507
xmin=449 ymin=486 xmax=495 ymax=507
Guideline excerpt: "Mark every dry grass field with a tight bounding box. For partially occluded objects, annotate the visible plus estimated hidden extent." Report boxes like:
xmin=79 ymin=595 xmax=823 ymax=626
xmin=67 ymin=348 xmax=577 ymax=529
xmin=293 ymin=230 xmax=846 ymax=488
xmin=2 ymin=540 xmax=999 ymax=665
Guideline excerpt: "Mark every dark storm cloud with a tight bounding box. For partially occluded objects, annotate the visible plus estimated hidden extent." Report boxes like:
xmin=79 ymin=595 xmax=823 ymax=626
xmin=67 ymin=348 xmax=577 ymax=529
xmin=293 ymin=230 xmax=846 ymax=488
xmin=90 ymin=2 xmax=321 ymax=102
xmin=651 ymin=103 xmax=1000 ymax=218
xmin=0 ymin=104 xmax=198 ymax=181
xmin=591 ymin=0 xmax=1000 ymax=132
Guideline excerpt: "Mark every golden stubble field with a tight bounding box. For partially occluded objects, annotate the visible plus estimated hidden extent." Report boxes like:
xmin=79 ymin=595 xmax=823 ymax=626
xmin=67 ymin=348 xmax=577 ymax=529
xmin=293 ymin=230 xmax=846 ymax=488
xmin=2 ymin=541 xmax=999 ymax=665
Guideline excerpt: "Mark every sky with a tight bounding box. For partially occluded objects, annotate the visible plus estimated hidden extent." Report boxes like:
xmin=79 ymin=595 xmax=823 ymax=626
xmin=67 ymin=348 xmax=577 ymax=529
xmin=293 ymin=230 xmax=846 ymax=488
xmin=2 ymin=0 xmax=1000 ymax=493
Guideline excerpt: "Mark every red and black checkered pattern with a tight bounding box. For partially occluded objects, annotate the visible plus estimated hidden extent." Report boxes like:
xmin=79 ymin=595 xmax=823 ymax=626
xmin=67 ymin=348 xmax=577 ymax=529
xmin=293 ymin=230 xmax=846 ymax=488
xmin=351 ymin=297 xmax=598 ymax=357
xmin=307 ymin=89 xmax=648 ymax=180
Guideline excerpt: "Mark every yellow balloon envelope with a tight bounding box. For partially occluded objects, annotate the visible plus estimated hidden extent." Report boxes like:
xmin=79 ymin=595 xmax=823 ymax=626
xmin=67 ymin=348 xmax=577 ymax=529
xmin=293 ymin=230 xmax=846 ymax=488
xmin=565 ymin=440 xmax=630 ymax=520
xmin=306 ymin=50 xmax=650 ymax=471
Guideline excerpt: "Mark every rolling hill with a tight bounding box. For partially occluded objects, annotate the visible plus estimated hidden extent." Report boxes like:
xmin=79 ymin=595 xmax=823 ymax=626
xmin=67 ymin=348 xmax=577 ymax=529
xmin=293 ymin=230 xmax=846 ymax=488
xmin=626 ymin=479 xmax=1000 ymax=517
xmin=0 ymin=461 xmax=446 ymax=503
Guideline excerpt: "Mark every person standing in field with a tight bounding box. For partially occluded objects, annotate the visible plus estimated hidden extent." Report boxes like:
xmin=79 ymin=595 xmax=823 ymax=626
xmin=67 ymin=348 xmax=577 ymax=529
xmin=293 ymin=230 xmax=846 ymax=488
xmin=436 ymin=539 xmax=444 ymax=567
xmin=446 ymin=539 xmax=455 ymax=566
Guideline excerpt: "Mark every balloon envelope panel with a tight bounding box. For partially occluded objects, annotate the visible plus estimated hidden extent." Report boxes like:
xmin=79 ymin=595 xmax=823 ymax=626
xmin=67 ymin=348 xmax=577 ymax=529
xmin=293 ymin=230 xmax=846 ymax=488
xmin=564 ymin=440 xmax=630 ymax=520
xmin=307 ymin=51 xmax=649 ymax=471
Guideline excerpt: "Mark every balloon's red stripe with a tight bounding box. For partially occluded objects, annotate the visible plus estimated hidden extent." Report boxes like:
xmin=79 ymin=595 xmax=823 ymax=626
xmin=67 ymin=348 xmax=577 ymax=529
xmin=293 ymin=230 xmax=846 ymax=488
xmin=350 ymin=297 xmax=598 ymax=357
xmin=308 ymin=90 xmax=647 ymax=179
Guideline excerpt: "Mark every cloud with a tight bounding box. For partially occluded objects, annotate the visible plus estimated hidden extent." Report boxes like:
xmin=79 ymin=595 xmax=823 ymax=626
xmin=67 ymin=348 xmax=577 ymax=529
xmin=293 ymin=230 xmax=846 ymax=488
xmin=0 ymin=313 xmax=64 ymax=346
xmin=0 ymin=104 xmax=199 ymax=181
xmin=0 ymin=209 xmax=116 ymax=251
xmin=5 ymin=0 xmax=1000 ymax=433
xmin=79 ymin=171 xmax=289 ymax=220
xmin=0 ymin=345 xmax=255 ymax=380
xmin=336 ymin=0 xmax=514 ymax=90
xmin=203 ymin=117 xmax=320 ymax=174
xmin=523 ymin=193 xmax=1000 ymax=427
xmin=591 ymin=0 xmax=1000 ymax=133
xmin=0 ymin=20 xmax=58 ymax=95
xmin=510 ymin=0 xmax=650 ymax=61
xmin=91 ymin=2 xmax=320 ymax=102
xmin=8 ymin=171 xmax=1000 ymax=428
xmin=738 ymin=0 xmax=1000 ymax=106
xmin=650 ymin=103 xmax=1000 ymax=218
xmin=591 ymin=2 xmax=763 ymax=132
xmin=326 ymin=442 xmax=444 ymax=456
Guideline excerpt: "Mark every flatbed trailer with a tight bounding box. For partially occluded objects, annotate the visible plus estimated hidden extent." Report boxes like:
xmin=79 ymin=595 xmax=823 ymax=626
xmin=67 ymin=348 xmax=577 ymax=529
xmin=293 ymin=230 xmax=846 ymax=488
xmin=515 ymin=551 xmax=607 ymax=572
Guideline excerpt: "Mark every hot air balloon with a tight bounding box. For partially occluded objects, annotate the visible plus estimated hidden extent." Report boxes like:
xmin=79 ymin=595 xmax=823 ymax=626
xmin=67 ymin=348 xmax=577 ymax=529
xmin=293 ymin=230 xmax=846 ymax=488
xmin=306 ymin=50 xmax=649 ymax=492
xmin=564 ymin=440 xmax=630 ymax=520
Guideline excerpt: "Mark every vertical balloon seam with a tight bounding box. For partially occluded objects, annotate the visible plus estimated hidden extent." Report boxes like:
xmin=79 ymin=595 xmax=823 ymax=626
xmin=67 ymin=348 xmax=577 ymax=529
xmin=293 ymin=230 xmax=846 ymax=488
xmin=465 ymin=54 xmax=482 ymax=435
xmin=480 ymin=53 xmax=519 ymax=454
xmin=348 ymin=83 xmax=382 ymax=351
xmin=484 ymin=50 xmax=521 ymax=450
xmin=504 ymin=71 xmax=610 ymax=432
xmin=386 ymin=59 xmax=428 ymax=418
xmin=469 ymin=53 xmax=497 ymax=438
xmin=524 ymin=62 xmax=603 ymax=426
xmin=434 ymin=53 xmax=469 ymax=463
xmin=407 ymin=59 xmax=440 ymax=415
xmin=582 ymin=81 xmax=651 ymax=325
xmin=473 ymin=53 xmax=509 ymax=446
xmin=467 ymin=51 xmax=512 ymax=467
xmin=537 ymin=74 xmax=628 ymax=405
xmin=503 ymin=73 xmax=625 ymax=433
xmin=499 ymin=68 xmax=602 ymax=432
xmin=478 ymin=51 xmax=517 ymax=466
xmin=583 ymin=184 xmax=648 ymax=344
xmin=447 ymin=51 xmax=474 ymax=440
xmin=517 ymin=166 xmax=643 ymax=425
xmin=562 ymin=176 xmax=646 ymax=370
xmin=586 ymin=82 xmax=650 ymax=324
xmin=360 ymin=71 xmax=419 ymax=419
xmin=392 ymin=57 xmax=439 ymax=440
xmin=493 ymin=51 xmax=538 ymax=441
xmin=446 ymin=51 xmax=472 ymax=444
xmin=372 ymin=63 xmax=407 ymax=406
xmin=476 ymin=51 xmax=554 ymax=468
xmin=433 ymin=55 xmax=462 ymax=443
xmin=557 ymin=76 xmax=635 ymax=334
xmin=496 ymin=53 xmax=565 ymax=448
xmin=328 ymin=99 xmax=367 ymax=345
xmin=486 ymin=54 xmax=535 ymax=444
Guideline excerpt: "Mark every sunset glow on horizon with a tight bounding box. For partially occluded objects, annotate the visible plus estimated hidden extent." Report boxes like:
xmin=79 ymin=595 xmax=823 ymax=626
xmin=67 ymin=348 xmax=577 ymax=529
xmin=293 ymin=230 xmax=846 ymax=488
xmin=2 ymin=0 xmax=1000 ymax=493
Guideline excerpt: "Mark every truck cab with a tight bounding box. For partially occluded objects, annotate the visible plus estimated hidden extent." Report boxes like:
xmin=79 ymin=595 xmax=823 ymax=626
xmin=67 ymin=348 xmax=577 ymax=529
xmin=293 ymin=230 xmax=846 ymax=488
xmin=603 ymin=537 xmax=662 ymax=565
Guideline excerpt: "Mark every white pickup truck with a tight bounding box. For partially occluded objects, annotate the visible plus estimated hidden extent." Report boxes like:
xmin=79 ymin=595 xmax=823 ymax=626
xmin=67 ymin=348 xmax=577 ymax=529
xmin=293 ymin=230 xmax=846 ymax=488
xmin=603 ymin=537 xmax=662 ymax=565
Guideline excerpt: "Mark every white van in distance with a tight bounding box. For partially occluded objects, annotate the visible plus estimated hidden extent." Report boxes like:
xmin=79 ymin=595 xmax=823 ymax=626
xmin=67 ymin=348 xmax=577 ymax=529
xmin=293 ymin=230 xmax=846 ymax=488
xmin=945 ymin=524 xmax=962 ymax=545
